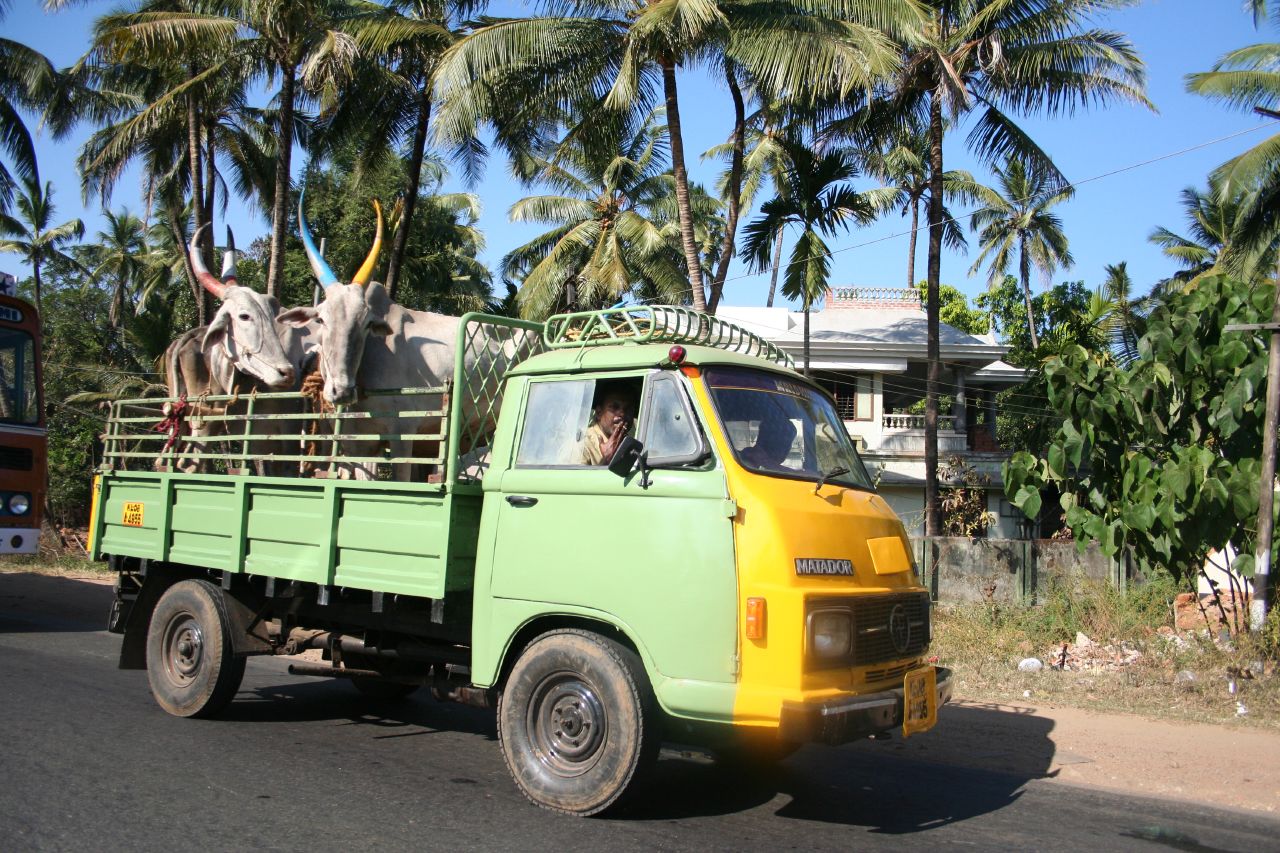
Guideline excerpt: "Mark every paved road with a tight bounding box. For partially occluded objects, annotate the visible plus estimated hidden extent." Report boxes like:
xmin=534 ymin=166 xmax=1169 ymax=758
xmin=2 ymin=572 xmax=1277 ymax=852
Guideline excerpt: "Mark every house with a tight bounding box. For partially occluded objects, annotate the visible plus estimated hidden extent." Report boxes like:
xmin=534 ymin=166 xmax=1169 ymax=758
xmin=718 ymin=286 xmax=1029 ymax=537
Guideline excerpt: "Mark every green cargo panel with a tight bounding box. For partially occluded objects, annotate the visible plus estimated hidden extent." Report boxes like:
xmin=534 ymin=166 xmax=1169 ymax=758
xmin=245 ymin=486 xmax=331 ymax=583
xmin=334 ymin=489 xmax=449 ymax=597
xmin=98 ymin=477 xmax=165 ymax=557
xmin=169 ymin=480 xmax=238 ymax=570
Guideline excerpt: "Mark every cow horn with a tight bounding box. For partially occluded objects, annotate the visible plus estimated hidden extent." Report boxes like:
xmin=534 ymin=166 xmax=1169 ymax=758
xmin=352 ymin=199 xmax=384 ymax=287
xmin=221 ymin=226 xmax=239 ymax=286
xmin=189 ymin=223 xmax=226 ymax=299
xmin=298 ymin=187 xmax=339 ymax=289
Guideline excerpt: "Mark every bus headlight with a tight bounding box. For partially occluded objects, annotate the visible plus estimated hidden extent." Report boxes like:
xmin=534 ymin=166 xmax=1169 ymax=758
xmin=809 ymin=610 xmax=851 ymax=659
xmin=8 ymin=494 xmax=30 ymax=515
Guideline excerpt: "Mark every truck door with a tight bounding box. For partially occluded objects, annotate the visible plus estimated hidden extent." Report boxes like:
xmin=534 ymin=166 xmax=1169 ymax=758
xmin=490 ymin=371 xmax=737 ymax=687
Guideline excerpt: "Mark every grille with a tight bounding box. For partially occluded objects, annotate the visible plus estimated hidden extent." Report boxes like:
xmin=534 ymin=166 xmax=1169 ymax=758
xmin=864 ymin=663 xmax=912 ymax=684
xmin=806 ymin=592 xmax=931 ymax=671
xmin=0 ymin=446 xmax=33 ymax=471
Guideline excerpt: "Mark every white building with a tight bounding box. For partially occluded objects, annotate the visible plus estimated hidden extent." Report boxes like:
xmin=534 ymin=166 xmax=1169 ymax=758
xmin=719 ymin=286 xmax=1029 ymax=537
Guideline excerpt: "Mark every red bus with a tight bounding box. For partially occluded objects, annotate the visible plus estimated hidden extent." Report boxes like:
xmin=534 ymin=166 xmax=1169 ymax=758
xmin=0 ymin=293 xmax=44 ymax=555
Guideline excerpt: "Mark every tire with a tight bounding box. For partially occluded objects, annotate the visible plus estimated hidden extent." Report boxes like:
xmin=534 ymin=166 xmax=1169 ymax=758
xmin=146 ymin=579 xmax=246 ymax=718
xmin=498 ymin=629 xmax=659 ymax=816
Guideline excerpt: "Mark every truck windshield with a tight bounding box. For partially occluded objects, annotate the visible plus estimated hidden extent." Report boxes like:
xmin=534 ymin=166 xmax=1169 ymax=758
xmin=705 ymin=366 xmax=873 ymax=490
xmin=0 ymin=327 xmax=38 ymax=425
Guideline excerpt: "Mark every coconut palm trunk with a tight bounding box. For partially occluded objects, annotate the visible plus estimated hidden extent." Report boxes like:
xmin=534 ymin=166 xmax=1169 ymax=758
xmin=662 ymin=59 xmax=706 ymax=312
xmin=766 ymin=228 xmax=784 ymax=307
xmin=707 ymin=64 xmax=744 ymax=314
xmin=387 ymin=91 xmax=433 ymax=300
xmin=266 ymin=68 xmax=296 ymax=298
xmin=186 ymin=92 xmax=210 ymax=324
xmin=907 ymin=196 xmax=919 ymax=288
xmin=924 ymin=91 xmax=944 ymax=537
xmin=1020 ymin=236 xmax=1039 ymax=349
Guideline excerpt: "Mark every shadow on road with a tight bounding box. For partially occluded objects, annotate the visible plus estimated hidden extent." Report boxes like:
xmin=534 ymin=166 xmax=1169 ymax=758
xmin=0 ymin=571 xmax=113 ymax=633
xmin=616 ymin=702 xmax=1057 ymax=831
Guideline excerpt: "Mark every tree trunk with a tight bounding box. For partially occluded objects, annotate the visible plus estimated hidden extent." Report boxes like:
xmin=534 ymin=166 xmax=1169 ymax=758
xmin=907 ymin=195 xmax=919 ymax=289
xmin=31 ymin=261 xmax=42 ymax=318
xmin=1020 ymin=238 xmax=1039 ymax=350
xmin=186 ymin=89 xmax=210 ymax=322
xmin=266 ymin=66 xmax=296 ymax=298
xmin=661 ymin=59 xmax=706 ymax=312
xmin=707 ymin=63 xmax=745 ymax=314
xmin=924 ymin=92 xmax=944 ymax=537
xmin=387 ymin=89 xmax=432 ymax=301
xmin=204 ymin=122 xmax=216 ymax=243
xmin=765 ymin=228 xmax=784 ymax=307
xmin=165 ymin=195 xmax=203 ymax=325
xmin=803 ymin=295 xmax=811 ymax=377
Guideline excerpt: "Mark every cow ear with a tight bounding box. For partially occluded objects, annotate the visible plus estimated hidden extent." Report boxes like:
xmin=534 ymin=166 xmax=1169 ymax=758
xmin=370 ymin=319 xmax=393 ymax=336
xmin=365 ymin=281 xmax=391 ymax=316
xmin=203 ymin=310 xmax=234 ymax=357
xmin=277 ymin=306 xmax=319 ymax=327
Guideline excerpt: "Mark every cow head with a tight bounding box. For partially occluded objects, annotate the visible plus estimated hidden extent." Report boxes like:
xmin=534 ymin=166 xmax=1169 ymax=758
xmin=278 ymin=192 xmax=391 ymax=405
xmin=191 ymin=225 xmax=296 ymax=390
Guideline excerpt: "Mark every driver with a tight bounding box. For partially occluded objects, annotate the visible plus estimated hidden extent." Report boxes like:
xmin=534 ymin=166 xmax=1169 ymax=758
xmin=740 ymin=416 xmax=796 ymax=470
xmin=581 ymin=383 xmax=638 ymax=465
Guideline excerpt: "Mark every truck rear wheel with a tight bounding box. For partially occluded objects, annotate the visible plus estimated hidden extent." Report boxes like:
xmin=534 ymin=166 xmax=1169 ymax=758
xmin=146 ymin=579 xmax=245 ymax=718
xmin=498 ymin=629 xmax=658 ymax=816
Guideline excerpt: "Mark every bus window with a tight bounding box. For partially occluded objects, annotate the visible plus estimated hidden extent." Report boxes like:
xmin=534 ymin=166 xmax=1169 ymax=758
xmin=0 ymin=328 xmax=38 ymax=425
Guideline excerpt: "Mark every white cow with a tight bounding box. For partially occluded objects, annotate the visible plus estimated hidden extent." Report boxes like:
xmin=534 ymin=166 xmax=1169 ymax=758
xmin=159 ymin=227 xmax=311 ymax=474
xmin=278 ymin=195 xmax=504 ymax=480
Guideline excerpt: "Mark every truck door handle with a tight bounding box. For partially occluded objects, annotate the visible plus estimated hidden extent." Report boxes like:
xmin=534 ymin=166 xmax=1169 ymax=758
xmin=505 ymin=495 xmax=538 ymax=508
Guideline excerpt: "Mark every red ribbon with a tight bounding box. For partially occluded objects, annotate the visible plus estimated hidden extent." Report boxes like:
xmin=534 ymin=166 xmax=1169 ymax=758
xmin=154 ymin=394 xmax=189 ymax=452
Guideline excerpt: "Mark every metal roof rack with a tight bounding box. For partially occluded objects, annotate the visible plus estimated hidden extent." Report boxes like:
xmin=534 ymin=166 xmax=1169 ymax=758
xmin=543 ymin=305 xmax=794 ymax=368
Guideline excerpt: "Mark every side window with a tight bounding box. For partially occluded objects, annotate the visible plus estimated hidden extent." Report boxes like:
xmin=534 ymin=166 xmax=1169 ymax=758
xmin=641 ymin=374 xmax=706 ymax=464
xmin=515 ymin=377 xmax=642 ymax=467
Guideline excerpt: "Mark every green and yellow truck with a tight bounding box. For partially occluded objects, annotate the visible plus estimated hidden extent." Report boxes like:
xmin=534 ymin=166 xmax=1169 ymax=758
xmin=90 ymin=306 xmax=951 ymax=815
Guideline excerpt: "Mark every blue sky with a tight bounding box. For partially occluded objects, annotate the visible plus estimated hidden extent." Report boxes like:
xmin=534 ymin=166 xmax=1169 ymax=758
xmin=1 ymin=0 xmax=1271 ymax=312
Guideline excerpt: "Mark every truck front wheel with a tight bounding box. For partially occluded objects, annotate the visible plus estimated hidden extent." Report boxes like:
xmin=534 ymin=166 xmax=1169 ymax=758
xmin=146 ymin=579 xmax=246 ymax=718
xmin=498 ymin=629 xmax=658 ymax=816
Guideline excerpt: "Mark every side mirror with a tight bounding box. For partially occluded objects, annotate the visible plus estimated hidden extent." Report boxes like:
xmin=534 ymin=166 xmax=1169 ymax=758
xmin=608 ymin=436 xmax=645 ymax=478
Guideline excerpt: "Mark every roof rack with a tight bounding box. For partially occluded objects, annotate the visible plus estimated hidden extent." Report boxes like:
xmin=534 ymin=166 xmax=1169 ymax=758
xmin=543 ymin=305 xmax=794 ymax=368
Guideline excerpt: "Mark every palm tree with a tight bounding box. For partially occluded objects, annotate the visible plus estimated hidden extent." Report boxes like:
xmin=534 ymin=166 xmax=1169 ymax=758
xmin=86 ymin=208 xmax=149 ymax=328
xmin=1148 ymin=184 xmax=1278 ymax=289
xmin=968 ymin=157 xmax=1074 ymax=351
xmin=500 ymin=112 xmax=687 ymax=320
xmin=826 ymin=0 xmax=1148 ymax=536
xmin=433 ymin=0 xmax=915 ymax=313
xmin=1187 ymin=12 xmax=1280 ymax=273
xmin=325 ymin=0 xmax=458 ymax=300
xmin=0 ymin=178 xmax=85 ymax=314
xmin=0 ymin=7 xmax=58 ymax=210
xmin=862 ymin=126 xmax=985 ymax=288
xmin=1095 ymin=261 xmax=1147 ymax=366
xmin=740 ymin=137 xmax=874 ymax=375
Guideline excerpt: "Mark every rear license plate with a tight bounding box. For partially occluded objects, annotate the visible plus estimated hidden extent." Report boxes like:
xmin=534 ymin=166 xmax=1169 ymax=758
xmin=902 ymin=666 xmax=937 ymax=737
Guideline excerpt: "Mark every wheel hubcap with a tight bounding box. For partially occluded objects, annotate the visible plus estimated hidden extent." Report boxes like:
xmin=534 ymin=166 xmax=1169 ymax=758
xmin=527 ymin=673 xmax=607 ymax=776
xmin=164 ymin=614 xmax=204 ymax=686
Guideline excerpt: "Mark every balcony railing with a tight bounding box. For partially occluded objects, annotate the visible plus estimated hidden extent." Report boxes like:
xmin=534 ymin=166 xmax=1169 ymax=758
xmin=882 ymin=413 xmax=957 ymax=431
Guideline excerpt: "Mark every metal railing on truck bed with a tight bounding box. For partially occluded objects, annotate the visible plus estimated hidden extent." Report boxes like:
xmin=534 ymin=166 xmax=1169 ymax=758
xmin=90 ymin=314 xmax=544 ymax=600
xmin=99 ymin=313 xmax=545 ymax=485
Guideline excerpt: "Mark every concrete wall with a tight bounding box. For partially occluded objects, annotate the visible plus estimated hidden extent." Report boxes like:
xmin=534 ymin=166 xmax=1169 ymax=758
xmin=911 ymin=536 xmax=1115 ymax=604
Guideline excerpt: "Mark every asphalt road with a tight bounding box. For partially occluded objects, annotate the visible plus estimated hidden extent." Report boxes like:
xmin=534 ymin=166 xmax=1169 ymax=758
xmin=2 ymin=572 xmax=1278 ymax=853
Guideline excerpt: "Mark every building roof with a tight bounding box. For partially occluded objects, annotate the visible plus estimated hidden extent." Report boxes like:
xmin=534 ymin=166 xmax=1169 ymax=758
xmin=718 ymin=287 xmax=1026 ymax=383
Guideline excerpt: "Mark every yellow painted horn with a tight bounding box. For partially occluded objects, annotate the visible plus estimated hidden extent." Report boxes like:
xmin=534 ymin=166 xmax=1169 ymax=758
xmin=352 ymin=199 xmax=384 ymax=286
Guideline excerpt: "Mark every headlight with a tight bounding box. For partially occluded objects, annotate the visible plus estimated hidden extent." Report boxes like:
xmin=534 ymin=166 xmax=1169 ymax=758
xmin=8 ymin=494 xmax=30 ymax=515
xmin=810 ymin=610 xmax=851 ymax=659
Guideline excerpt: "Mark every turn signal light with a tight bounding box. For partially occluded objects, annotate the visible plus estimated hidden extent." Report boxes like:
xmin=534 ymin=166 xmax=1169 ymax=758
xmin=745 ymin=597 xmax=767 ymax=640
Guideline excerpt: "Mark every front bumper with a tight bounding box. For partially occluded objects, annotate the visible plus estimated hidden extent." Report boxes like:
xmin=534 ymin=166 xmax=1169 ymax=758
xmin=0 ymin=526 xmax=38 ymax=555
xmin=779 ymin=666 xmax=953 ymax=744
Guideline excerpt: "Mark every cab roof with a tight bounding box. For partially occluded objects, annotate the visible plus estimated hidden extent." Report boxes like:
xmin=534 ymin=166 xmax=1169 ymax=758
xmin=507 ymin=342 xmax=811 ymax=380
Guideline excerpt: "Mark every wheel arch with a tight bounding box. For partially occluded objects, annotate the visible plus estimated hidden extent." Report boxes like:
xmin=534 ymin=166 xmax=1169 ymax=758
xmin=493 ymin=613 xmax=657 ymax=697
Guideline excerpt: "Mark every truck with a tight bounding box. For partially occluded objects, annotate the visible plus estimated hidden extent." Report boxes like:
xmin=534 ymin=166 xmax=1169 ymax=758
xmin=89 ymin=305 xmax=952 ymax=816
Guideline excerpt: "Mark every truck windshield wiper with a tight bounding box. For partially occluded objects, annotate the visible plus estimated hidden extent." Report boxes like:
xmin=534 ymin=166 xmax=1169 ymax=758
xmin=814 ymin=465 xmax=850 ymax=494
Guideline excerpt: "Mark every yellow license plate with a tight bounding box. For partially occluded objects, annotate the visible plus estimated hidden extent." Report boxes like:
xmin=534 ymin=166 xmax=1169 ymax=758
xmin=902 ymin=666 xmax=937 ymax=737
xmin=122 ymin=501 xmax=145 ymax=527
